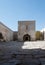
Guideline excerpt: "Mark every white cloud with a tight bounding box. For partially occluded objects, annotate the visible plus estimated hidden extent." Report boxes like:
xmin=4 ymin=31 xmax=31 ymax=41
xmin=40 ymin=28 xmax=45 ymax=32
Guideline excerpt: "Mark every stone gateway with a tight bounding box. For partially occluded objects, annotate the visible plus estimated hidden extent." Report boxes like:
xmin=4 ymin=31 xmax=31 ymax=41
xmin=18 ymin=21 xmax=35 ymax=41
xmin=0 ymin=21 xmax=45 ymax=41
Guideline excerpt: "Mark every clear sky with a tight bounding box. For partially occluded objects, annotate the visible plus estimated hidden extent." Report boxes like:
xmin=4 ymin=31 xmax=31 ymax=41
xmin=0 ymin=0 xmax=45 ymax=31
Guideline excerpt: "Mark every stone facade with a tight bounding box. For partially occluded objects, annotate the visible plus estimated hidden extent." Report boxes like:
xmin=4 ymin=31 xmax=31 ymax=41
xmin=0 ymin=22 xmax=13 ymax=41
xmin=18 ymin=21 xmax=35 ymax=41
xmin=44 ymin=32 xmax=45 ymax=40
xmin=0 ymin=21 xmax=45 ymax=41
xmin=13 ymin=31 xmax=18 ymax=41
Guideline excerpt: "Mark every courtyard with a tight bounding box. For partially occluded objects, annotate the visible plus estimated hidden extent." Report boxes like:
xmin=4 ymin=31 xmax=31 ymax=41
xmin=0 ymin=41 xmax=45 ymax=65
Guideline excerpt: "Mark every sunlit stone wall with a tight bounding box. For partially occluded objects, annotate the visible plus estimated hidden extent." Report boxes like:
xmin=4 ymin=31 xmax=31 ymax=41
xmin=0 ymin=22 xmax=13 ymax=41
xmin=44 ymin=32 xmax=45 ymax=40
xmin=18 ymin=21 xmax=35 ymax=41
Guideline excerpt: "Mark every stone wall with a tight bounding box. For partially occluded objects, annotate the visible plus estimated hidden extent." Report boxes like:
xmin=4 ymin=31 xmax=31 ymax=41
xmin=0 ymin=22 xmax=13 ymax=41
xmin=18 ymin=21 xmax=35 ymax=41
xmin=13 ymin=31 xmax=18 ymax=41
xmin=44 ymin=32 xmax=45 ymax=40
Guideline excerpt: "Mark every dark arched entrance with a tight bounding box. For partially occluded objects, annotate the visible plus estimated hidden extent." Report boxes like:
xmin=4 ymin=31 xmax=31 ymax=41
xmin=23 ymin=34 xmax=31 ymax=41
xmin=0 ymin=33 xmax=3 ymax=39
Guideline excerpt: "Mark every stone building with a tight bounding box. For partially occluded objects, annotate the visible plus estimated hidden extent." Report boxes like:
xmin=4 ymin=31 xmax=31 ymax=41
xmin=0 ymin=21 xmax=45 ymax=42
xmin=0 ymin=21 xmax=36 ymax=41
xmin=18 ymin=21 xmax=35 ymax=41
xmin=44 ymin=32 xmax=45 ymax=40
xmin=0 ymin=22 xmax=13 ymax=41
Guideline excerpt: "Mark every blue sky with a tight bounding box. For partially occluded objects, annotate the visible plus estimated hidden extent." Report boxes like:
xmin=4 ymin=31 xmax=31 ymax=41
xmin=0 ymin=0 xmax=45 ymax=31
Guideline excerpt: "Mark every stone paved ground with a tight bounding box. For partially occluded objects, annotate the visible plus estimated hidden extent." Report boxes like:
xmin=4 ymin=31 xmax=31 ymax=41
xmin=0 ymin=41 xmax=45 ymax=65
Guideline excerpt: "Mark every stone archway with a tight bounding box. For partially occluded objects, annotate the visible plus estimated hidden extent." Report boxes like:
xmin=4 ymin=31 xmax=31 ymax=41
xmin=0 ymin=33 xmax=3 ymax=39
xmin=23 ymin=34 xmax=31 ymax=41
xmin=0 ymin=32 xmax=4 ymax=41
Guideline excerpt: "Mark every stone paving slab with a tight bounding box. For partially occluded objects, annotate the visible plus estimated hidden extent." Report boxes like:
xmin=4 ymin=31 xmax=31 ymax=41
xmin=0 ymin=41 xmax=45 ymax=65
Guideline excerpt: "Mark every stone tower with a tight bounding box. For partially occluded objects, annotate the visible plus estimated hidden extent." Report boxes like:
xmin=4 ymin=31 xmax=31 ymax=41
xmin=18 ymin=21 xmax=35 ymax=41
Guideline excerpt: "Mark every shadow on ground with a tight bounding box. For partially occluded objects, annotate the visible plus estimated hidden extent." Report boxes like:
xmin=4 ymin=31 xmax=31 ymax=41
xmin=0 ymin=41 xmax=45 ymax=65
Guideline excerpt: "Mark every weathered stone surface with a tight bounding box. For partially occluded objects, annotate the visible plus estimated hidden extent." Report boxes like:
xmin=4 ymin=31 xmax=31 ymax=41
xmin=18 ymin=21 xmax=35 ymax=41
xmin=44 ymin=32 xmax=45 ymax=41
xmin=0 ymin=41 xmax=45 ymax=65
xmin=21 ymin=59 xmax=40 ymax=65
xmin=39 ymin=58 xmax=45 ymax=65
xmin=0 ymin=22 xmax=13 ymax=41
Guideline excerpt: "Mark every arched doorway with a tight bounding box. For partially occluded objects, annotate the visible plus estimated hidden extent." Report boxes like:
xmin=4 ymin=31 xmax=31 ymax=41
xmin=0 ymin=33 xmax=3 ymax=39
xmin=23 ymin=34 xmax=31 ymax=41
xmin=0 ymin=32 xmax=4 ymax=41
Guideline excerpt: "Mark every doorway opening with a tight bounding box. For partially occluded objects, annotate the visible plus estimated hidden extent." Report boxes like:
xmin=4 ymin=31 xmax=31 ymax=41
xmin=23 ymin=34 xmax=31 ymax=41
